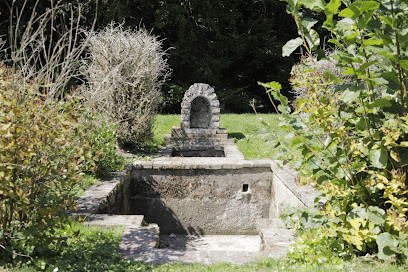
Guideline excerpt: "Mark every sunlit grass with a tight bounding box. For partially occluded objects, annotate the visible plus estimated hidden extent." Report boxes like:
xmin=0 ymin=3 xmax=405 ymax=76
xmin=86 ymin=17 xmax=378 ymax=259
xmin=153 ymin=113 xmax=282 ymax=159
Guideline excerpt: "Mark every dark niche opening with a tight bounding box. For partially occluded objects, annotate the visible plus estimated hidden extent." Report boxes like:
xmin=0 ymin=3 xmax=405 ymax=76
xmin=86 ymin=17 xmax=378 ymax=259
xmin=190 ymin=96 xmax=211 ymax=128
xmin=171 ymin=146 xmax=225 ymax=157
xmin=242 ymin=184 xmax=249 ymax=192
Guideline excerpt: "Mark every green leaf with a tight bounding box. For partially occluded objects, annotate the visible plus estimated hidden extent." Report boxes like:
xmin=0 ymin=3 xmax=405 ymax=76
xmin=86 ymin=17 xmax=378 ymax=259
xmin=367 ymin=206 xmax=385 ymax=225
xmin=278 ymin=104 xmax=291 ymax=114
xmin=369 ymin=77 xmax=388 ymax=86
xmin=325 ymin=0 xmax=341 ymax=14
xmin=359 ymin=9 xmax=376 ymax=29
xmin=340 ymin=86 xmax=362 ymax=103
xmin=350 ymin=205 xmax=367 ymax=219
xmin=282 ymin=37 xmax=303 ymax=57
xmin=377 ymin=232 xmax=399 ymax=260
xmin=400 ymin=60 xmax=408 ymax=71
xmin=360 ymin=1 xmax=380 ymax=13
xmin=304 ymin=29 xmax=320 ymax=50
xmin=369 ymin=148 xmax=388 ymax=169
xmin=301 ymin=17 xmax=318 ymax=31
xmin=325 ymin=14 xmax=335 ymax=26
xmin=259 ymin=81 xmax=282 ymax=92
xmin=339 ymin=7 xmax=359 ymax=19
xmin=301 ymin=0 xmax=325 ymax=12
xmin=328 ymin=39 xmax=343 ymax=49
xmin=259 ymin=81 xmax=289 ymax=110
xmin=366 ymin=99 xmax=392 ymax=109
xmin=362 ymin=38 xmax=384 ymax=46
xmin=349 ymin=218 xmax=363 ymax=229
xmin=357 ymin=60 xmax=378 ymax=73
xmin=343 ymin=234 xmax=364 ymax=249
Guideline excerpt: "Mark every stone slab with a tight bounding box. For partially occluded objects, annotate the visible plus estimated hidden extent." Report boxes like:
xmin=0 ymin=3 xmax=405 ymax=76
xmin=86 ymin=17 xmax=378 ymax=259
xmin=83 ymin=214 xmax=144 ymax=228
xmin=118 ymin=224 xmax=160 ymax=257
xmin=120 ymin=233 xmax=287 ymax=265
xmin=159 ymin=234 xmax=261 ymax=251
xmin=74 ymin=172 xmax=124 ymax=214
xmin=129 ymin=158 xmax=273 ymax=171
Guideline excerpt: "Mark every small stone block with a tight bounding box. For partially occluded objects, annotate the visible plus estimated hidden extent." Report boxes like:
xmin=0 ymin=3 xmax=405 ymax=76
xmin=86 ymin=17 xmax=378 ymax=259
xmin=216 ymin=128 xmax=228 ymax=134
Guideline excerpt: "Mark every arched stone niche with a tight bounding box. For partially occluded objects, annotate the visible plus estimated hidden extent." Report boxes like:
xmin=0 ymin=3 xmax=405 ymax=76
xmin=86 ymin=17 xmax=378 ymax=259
xmin=180 ymin=83 xmax=220 ymax=134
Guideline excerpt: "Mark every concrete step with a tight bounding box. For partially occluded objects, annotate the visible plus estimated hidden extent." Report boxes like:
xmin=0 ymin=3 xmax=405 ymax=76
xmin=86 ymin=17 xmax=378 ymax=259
xmin=74 ymin=172 xmax=124 ymax=214
xmin=119 ymin=233 xmax=287 ymax=265
xmin=117 ymin=224 xmax=160 ymax=259
xmin=113 ymin=219 xmax=295 ymax=264
xmin=257 ymin=218 xmax=295 ymax=252
xmin=82 ymin=214 xmax=144 ymax=228
xmin=119 ymin=248 xmax=285 ymax=265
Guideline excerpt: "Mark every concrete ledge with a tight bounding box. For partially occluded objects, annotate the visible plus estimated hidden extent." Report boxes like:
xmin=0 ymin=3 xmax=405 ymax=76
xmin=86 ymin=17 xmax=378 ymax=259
xmin=74 ymin=172 xmax=125 ymax=214
xmin=83 ymin=214 xmax=144 ymax=228
xmin=159 ymin=142 xmax=243 ymax=159
xmin=129 ymin=158 xmax=273 ymax=171
xmin=270 ymin=161 xmax=319 ymax=217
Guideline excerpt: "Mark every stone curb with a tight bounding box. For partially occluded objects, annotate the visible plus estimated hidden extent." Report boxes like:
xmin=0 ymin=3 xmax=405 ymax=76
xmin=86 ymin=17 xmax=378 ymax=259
xmin=74 ymin=172 xmax=125 ymax=215
xmin=270 ymin=161 xmax=319 ymax=207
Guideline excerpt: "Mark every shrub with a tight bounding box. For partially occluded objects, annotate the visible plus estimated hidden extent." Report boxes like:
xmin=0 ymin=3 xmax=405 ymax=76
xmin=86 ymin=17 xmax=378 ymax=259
xmin=290 ymin=53 xmax=351 ymax=101
xmin=86 ymin=120 xmax=125 ymax=177
xmin=83 ymin=24 xmax=170 ymax=149
xmin=158 ymin=84 xmax=186 ymax=114
xmin=261 ymin=0 xmax=408 ymax=264
xmin=0 ymin=64 xmax=96 ymax=261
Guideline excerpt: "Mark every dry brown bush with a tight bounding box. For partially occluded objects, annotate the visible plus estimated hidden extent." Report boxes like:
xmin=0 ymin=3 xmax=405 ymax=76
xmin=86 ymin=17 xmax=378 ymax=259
xmin=82 ymin=24 xmax=170 ymax=149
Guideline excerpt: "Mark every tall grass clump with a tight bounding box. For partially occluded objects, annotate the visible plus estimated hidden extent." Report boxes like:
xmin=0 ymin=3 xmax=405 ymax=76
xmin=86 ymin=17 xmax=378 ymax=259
xmin=5 ymin=0 xmax=90 ymax=98
xmin=83 ymin=24 xmax=170 ymax=149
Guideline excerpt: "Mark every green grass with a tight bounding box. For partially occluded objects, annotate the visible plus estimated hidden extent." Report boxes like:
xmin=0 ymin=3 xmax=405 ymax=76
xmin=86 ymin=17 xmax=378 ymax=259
xmin=153 ymin=260 xmax=408 ymax=272
xmin=154 ymin=114 xmax=283 ymax=159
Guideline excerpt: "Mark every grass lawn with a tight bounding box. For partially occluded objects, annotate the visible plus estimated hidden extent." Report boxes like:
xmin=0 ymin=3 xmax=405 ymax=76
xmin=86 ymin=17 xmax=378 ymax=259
xmin=154 ymin=113 xmax=283 ymax=159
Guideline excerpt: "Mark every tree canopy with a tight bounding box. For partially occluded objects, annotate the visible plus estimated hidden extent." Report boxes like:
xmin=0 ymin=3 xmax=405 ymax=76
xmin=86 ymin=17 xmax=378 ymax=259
xmin=0 ymin=0 xmax=298 ymax=112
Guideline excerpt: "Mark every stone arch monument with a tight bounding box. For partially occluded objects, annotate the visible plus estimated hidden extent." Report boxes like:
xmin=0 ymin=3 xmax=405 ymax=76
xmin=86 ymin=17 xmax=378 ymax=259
xmin=180 ymin=83 xmax=220 ymax=134
xmin=163 ymin=83 xmax=234 ymax=155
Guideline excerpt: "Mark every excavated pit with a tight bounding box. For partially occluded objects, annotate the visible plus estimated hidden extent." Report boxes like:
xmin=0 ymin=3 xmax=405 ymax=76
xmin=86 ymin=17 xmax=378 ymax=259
xmin=100 ymin=161 xmax=274 ymax=235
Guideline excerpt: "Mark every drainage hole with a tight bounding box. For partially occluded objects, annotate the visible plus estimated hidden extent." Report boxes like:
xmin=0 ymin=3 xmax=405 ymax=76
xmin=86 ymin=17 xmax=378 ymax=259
xmin=242 ymin=184 xmax=249 ymax=192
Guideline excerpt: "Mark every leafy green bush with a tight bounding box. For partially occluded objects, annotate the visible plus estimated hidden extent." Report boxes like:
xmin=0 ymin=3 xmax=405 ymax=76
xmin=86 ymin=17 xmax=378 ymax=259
xmin=1 ymin=222 xmax=152 ymax=271
xmin=83 ymin=24 xmax=170 ymax=149
xmin=261 ymin=0 xmax=408 ymax=264
xmin=159 ymin=84 xmax=186 ymax=114
xmin=0 ymin=64 xmax=96 ymax=261
xmin=86 ymin=121 xmax=125 ymax=177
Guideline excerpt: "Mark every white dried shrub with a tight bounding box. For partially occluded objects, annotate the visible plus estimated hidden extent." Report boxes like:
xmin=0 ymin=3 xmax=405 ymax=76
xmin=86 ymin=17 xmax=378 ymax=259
xmin=0 ymin=36 xmax=4 ymax=56
xmin=291 ymin=50 xmax=384 ymax=100
xmin=290 ymin=53 xmax=351 ymax=100
xmin=83 ymin=24 xmax=170 ymax=148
